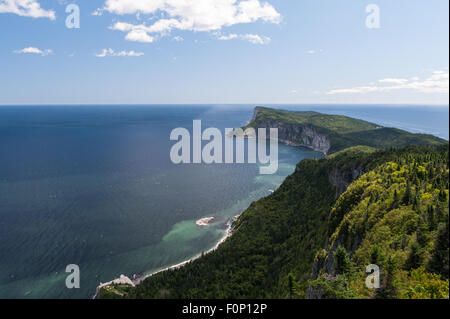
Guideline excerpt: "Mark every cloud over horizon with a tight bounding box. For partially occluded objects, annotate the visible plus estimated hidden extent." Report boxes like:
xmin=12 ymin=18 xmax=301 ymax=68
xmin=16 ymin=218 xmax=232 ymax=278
xmin=327 ymin=71 xmax=449 ymax=95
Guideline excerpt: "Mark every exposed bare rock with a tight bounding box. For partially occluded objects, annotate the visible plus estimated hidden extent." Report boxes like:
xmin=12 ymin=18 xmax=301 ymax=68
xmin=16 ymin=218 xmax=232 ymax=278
xmin=329 ymin=166 xmax=364 ymax=198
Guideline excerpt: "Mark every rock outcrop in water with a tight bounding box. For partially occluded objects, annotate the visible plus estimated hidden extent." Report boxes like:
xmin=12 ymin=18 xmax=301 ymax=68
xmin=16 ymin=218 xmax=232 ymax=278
xmin=93 ymin=275 xmax=135 ymax=299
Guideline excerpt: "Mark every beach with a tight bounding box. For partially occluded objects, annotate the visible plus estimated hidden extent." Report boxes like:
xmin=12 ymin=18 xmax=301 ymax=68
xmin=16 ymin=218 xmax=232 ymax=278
xmin=93 ymin=215 xmax=239 ymax=298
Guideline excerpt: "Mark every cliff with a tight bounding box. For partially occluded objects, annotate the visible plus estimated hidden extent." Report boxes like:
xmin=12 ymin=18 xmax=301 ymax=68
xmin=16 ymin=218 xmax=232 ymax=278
xmin=308 ymin=149 xmax=449 ymax=299
xmin=240 ymin=107 xmax=447 ymax=155
xmin=329 ymin=165 xmax=364 ymax=199
xmin=241 ymin=107 xmax=332 ymax=154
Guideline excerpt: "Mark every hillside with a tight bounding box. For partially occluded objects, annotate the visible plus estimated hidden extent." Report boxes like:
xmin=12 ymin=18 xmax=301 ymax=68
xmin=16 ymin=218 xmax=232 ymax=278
xmin=310 ymin=150 xmax=449 ymax=298
xmin=99 ymin=144 xmax=449 ymax=299
xmin=243 ymin=107 xmax=447 ymax=154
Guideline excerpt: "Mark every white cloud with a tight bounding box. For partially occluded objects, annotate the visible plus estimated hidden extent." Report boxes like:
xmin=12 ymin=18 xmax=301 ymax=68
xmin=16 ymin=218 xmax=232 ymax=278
xmin=240 ymin=33 xmax=270 ymax=44
xmin=327 ymin=71 xmax=449 ymax=95
xmin=217 ymin=33 xmax=271 ymax=44
xmin=378 ymin=78 xmax=409 ymax=84
xmin=307 ymin=49 xmax=323 ymax=54
xmin=14 ymin=46 xmax=52 ymax=56
xmin=429 ymin=70 xmax=449 ymax=81
xmin=92 ymin=9 xmax=103 ymax=16
xmin=0 ymin=0 xmax=55 ymax=20
xmin=217 ymin=33 xmax=238 ymax=41
xmin=100 ymin=0 xmax=281 ymax=43
xmin=172 ymin=36 xmax=184 ymax=42
xmin=125 ymin=29 xmax=155 ymax=43
xmin=95 ymin=48 xmax=145 ymax=57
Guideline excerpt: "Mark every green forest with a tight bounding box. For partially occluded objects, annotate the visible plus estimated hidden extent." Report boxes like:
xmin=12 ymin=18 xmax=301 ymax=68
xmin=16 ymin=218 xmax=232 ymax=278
xmin=99 ymin=145 xmax=448 ymax=299
xmin=99 ymin=108 xmax=448 ymax=299
xmin=311 ymin=147 xmax=449 ymax=298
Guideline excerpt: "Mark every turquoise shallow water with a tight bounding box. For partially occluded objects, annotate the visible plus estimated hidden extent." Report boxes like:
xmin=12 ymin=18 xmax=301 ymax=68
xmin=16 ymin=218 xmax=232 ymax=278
xmin=0 ymin=104 xmax=447 ymax=298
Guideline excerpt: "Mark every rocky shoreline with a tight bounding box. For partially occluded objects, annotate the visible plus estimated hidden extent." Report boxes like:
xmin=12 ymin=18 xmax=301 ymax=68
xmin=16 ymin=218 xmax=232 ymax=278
xmin=195 ymin=217 xmax=216 ymax=226
xmin=93 ymin=215 xmax=240 ymax=299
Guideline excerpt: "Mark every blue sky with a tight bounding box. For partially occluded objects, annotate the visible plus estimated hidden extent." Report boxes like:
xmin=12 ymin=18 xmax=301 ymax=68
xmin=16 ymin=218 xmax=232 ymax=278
xmin=0 ymin=0 xmax=448 ymax=105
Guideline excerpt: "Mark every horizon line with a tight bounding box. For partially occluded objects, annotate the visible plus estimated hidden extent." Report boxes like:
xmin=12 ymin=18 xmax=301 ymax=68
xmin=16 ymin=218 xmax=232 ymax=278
xmin=0 ymin=103 xmax=449 ymax=107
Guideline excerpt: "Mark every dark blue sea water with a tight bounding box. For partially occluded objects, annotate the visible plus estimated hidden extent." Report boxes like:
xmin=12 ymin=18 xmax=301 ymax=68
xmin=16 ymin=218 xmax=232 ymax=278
xmin=0 ymin=104 xmax=448 ymax=299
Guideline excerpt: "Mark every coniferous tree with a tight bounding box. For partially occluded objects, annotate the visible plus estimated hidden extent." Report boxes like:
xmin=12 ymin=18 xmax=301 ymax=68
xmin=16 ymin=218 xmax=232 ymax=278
xmin=407 ymin=242 xmax=423 ymax=270
xmin=402 ymin=181 xmax=412 ymax=205
xmin=370 ymin=245 xmax=385 ymax=265
xmin=427 ymin=205 xmax=437 ymax=231
xmin=334 ymin=246 xmax=352 ymax=276
xmin=439 ymin=189 xmax=447 ymax=202
xmin=391 ymin=190 xmax=399 ymax=209
xmin=288 ymin=274 xmax=294 ymax=298
xmin=428 ymin=213 xmax=449 ymax=279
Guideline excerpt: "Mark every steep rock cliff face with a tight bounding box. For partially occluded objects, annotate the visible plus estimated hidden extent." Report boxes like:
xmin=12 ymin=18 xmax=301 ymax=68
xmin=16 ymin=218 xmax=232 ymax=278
xmin=246 ymin=107 xmax=332 ymax=154
xmin=251 ymin=107 xmax=261 ymax=122
xmin=250 ymin=119 xmax=331 ymax=154
xmin=329 ymin=166 xmax=364 ymax=199
xmin=309 ymin=165 xmax=365 ymax=281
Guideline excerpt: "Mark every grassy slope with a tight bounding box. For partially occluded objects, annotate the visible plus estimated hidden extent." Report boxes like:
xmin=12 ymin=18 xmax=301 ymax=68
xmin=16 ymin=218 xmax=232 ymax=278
xmin=100 ymin=145 xmax=449 ymax=299
xmin=248 ymin=107 xmax=382 ymax=134
xmin=327 ymin=145 xmax=377 ymax=159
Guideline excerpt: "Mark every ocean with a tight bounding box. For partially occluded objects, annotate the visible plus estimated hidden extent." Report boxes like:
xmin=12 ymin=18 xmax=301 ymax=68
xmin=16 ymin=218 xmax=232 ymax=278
xmin=0 ymin=104 xmax=448 ymax=298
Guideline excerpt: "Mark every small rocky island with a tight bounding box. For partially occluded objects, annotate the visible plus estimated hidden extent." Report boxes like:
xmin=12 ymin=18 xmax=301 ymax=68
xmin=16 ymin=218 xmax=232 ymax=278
xmin=196 ymin=217 xmax=215 ymax=227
